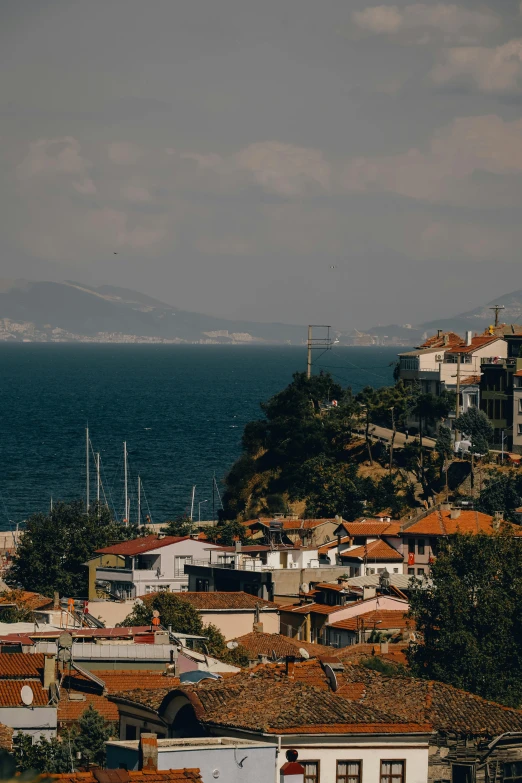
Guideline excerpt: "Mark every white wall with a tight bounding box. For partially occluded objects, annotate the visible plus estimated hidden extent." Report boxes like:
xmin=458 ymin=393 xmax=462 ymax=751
xmin=283 ymin=737 xmax=429 ymax=783
xmin=0 ymin=706 xmax=57 ymax=740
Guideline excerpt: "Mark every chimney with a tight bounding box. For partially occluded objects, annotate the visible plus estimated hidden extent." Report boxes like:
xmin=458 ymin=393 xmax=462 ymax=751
xmin=493 ymin=511 xmax=503 ymax=529
xmin=450 ymin=508 xmax=461 ymax=519
xmin=441 ymin=503 xmax=451 ymax=511
xmin=380 ymin=641 xmax=389 ymax=654
xmin=437 ymin=329 xmax=442 ymax=338
xmin=281 ymin=750 xmax=305 ymax=783
xmin=235 ymin=540 xmax=242 ymax=553
xmin=253 ymin=621 xmax=264 ymax=634
xmin=43 ymin=654 xmax=56 ymax=689
xmin=285 ymin=655 xmax=296 ymax=679
xmin=443 ymin=334 xmax=449 ymax=345
xmin=258 ymin=653 xmax=269 ymax=664
xmin=466 ymin=330 xmax=473 ymax=347
xmin=139 ymin=734 xmax=158 ymax=771
xmin=53 ymin=592 xmax=60 ymax=611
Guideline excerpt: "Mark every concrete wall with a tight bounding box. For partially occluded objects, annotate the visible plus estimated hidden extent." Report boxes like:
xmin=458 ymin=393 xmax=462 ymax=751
xmin=199 ymin=610 xmax=279 ymax=639
xmin=0 ymin=706 xmax=57 ymax=740
xmin=87 ymin=599 xmax=138 ymax=626
xmin=272 ymin=566 xmax=365 ymax=600
xmin=106 ymin=742 xmax=277 ymax=783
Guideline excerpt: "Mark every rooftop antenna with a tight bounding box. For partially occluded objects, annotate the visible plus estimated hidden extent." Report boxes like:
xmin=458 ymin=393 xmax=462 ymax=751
xmin=307 ymin=325 xmax=332 ymax=379
xmin=489 ymin=304 xmax=505 ymax=328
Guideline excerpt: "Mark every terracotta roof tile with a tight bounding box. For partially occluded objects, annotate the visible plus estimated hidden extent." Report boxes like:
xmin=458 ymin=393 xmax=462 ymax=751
xmin=341 ymin=539 xmax=403 ymax=561
xmin=0 ymin=679 xmax=48 ymax=706
xmin=143 ymin=592 xmax=279 ymax=610
xmin=58 ymin=692 xmax=119 ymax=724
xmin=289 ymin=603 xmax=348 ymax=615
xmin=96 ymin=536 xmax=195 ymax=556
xmin=44 ymin=771 xmax=203 ymax=783
xmin=230 ymin=632 xmax=333 ymax=660
xmin=0 ymin=652 xmax=45 ymax=678
xmin=96 ymin=671 xmax=173 ymax=693
xmin=402 ymin=510 xmax=496 ymax=536
xmin=329 ymin=610 xmax=412 ymax=632
xmin=0 ymin=591 xmax=52 ymax=611
xmin=341 ymin=522 xmax=402 ymax=537
xmin=420 ymin=332 xmax=462 ymax=349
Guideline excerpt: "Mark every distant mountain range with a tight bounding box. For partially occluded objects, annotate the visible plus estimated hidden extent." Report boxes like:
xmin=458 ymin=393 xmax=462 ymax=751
xmin=0 ymin=279 xmax=520 ymax=345
xmin=347 ymin=290 xmax=522 ymax=346
xmin=0 ymin=280 xmax=307 ymax=344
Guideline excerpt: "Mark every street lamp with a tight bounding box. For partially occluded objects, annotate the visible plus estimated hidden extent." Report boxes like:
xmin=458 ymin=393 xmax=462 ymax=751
xmin=198 ymin=500 xmax=208 ymax=523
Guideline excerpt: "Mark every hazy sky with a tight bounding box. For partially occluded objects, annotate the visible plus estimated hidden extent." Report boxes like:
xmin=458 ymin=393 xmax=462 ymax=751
xmin=2 ymin=0 xmax=522 ymax=330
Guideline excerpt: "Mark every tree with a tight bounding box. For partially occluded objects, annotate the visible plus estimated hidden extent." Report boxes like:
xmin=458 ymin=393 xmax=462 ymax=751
xmin=455 ymin=407 xmax=493 ymax=455
xmin=6 ymin=501 xmax=139 ymax=596
xmin=0 ymin=590 xmax=38 ymax=623
xmin=121 ymin=592 xmax=203 ymax=635
xmin=161 ymin=516 xmax=193 ymax=537
xmin=200 ymin=622 xmax=250 ymax=667
xmin=13 ymin=733 xmax=70 ymax=774
xmin=477 ymin=471 xmax=522 ymax=521
xmin=74 ymin=705 xmax=113 ymax=767
xmin=408 ymin=531 xmax=522 ymax=707
xmin=205 ymin=520 xmax=252 ymax=546
xmin=435 ymin=425 xmax=453 ymax=499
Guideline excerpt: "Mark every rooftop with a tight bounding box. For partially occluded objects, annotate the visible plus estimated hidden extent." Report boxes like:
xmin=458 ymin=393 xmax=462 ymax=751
xmin=43 ymin=771 xmax=203 ymax=783
xmin=229 ymin=631 xmax=335 ymax=660
xmin=143 ymin=592 xmax=279 ymax=611
xmin=341 ymin=539 xmax=403 ymax=562
xmin=96 ymin=535 xmax=214 ymax=556
xmin=329 ymin=609 xmax=412 ymax=632
xmin=402 ymin=510 xmax=498 ymax=536
xmin=338 ymin=521 xmax=402 ymax=537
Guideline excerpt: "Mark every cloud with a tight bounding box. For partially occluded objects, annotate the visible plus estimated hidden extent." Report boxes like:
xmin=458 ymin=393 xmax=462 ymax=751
xmin=340 ymin=114 xmax=522 ymax=203
xmin=107 ymin=142 xmax=142 ymax=165
xmin=73 ymin=178 xmax=97 ymax=195
xmin=185 ymin=141 xmax=331 ymax=196
xmin=17 ymin=137 xmax=91 ymax=180
xmin=431 ymin=39 xmax=522 ymax=92
xmin=352 ymin=4 xmax=499 ymax=44
xmin=121 ymin=183 xmax=152 ymax=203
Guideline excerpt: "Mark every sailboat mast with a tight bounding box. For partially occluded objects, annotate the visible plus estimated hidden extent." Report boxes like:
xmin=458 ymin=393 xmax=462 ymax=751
xmin=86 ymin=427 xmax=90 ymax=511
xmin=212 ymin=472 xmax=215 ymax=522
xmin=124 ymin=441 xmax=128 ymax=525
xmin=137 ymin=476 xmax=141 ymax=526
xmin=190 ymin=485 xmax=196 ymax=521
xmin=96 ymin=453 xmax=101 ymax=518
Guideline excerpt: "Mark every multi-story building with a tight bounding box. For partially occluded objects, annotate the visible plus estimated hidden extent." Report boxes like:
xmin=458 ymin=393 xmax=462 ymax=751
xmin=93 ymin=535 xmax=225 ymax=598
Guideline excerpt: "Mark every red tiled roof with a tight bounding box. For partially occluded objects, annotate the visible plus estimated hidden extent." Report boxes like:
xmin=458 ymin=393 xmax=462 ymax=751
xmin=420 ymin=332 xmax=462 ymax=349
xmin=318 ymin=537 xmax=349 ymax=556
xmin=314 ymin=582 xmax=346 ymax=592
xmin=288 ymin=603 xmax=348 ymax=615
xmin=402 ymin=510 xmax=496 ymax=536
xmin=281 ymin=519 xmax=336 ymax=530
xmin=44 ymin=771 xmax=203 ymax=783
xmin=58 ymin=692 xmax=119 ymax=724
xmin=0 ymin=591 xmax=52 ymax=611
xmin=230 ymin=632 xmax=334 ymax=660
xmin=96 ymin=670 xmax=174 ymax=693
xmin=0 ymin=653 xmax=45 ymax=679
xmin=461 ymin=375 xmax=481 ymax=385
xmin=342 ymin=539 xmax=403 ymax=561
xmin=96 ymin=535 xmax=194 ymax=556
xmin=448 ymin=335 xmax=502 ymax=355
xmin=0 ymin=679 xmax=48 ymax=707
xmin=341 ymin=521 xmax=402 ymax=537
xmin=329 ymin=610 xmax=412 ymax=632
xmin=143 ymin=591 xmax=279 ymax=611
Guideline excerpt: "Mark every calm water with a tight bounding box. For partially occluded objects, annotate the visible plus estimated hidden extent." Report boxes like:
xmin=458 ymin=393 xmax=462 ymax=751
xmin=0 ymin=344 xmax=402 ymax=527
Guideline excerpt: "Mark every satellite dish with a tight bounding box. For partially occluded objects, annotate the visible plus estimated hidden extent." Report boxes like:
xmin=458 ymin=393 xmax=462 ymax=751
xmin=58 ymin=633 xmax=73 ymax=649
xmin=323 ymin=663 xmax=338 ymax=692
xmin=300 ymin=583 xmax=309 ymax=594
xmin=299 ymin=648 xmax=310 ymax=660
xmin=21 ymin=685 xmax=34 ymax=706
xmin=226 ymin=641 xmax=239 ymax=650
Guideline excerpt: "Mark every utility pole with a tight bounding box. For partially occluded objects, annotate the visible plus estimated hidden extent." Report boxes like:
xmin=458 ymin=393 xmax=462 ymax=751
xmin=86 ymin=427 xmax=90 ymax=511
xmin=306 ymin=325 xmax=333 ymax=379
xmin=489 ymin=305 xmax=505 ymax=328
xmin=124 ymin=441 xmax=128 ymax=525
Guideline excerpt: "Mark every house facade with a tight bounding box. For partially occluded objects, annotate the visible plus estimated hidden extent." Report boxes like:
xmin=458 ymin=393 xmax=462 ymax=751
xmin=94 ymin=535 xmax=225 ymax=598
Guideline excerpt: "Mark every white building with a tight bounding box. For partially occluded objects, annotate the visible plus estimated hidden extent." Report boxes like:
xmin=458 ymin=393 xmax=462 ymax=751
xmin=94 ymin=535 xmax=225 ymax=598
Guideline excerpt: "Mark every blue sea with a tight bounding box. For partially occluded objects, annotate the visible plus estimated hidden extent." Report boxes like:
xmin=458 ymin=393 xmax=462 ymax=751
xmin=0 ymin=344 xmax=402 ymax=528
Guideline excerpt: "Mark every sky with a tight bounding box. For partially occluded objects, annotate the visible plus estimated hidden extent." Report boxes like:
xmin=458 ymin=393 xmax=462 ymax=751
xmin=2 ymin=0 xmax=522 ymax=331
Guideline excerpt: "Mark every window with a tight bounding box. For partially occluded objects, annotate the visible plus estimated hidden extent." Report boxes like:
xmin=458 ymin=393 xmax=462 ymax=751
xmin=417 ymin=567 xmax=425 ymax=575
xmin=452 ymin=765 xmax=474 ymax=783
xmin=417 ymin=539 xmax=425 ymax=555
xmin=196 ymin=579 xmax=209 ymax=592
xmin=408 ymin=539 xmax=415 ymax=553
xmin=158 ymin=584 xmax=170 ymax=592
xmin=518 ymin=398 xmax=522 ymax=414
xmin=518 ymin=424 xmax=522 ymax=436
xmin=381 ymin=761 xmax=405 ymax=783
xmin=353 ymin=537 xmax=366 ymax=546
xmin=408 ymin=568 xmax=415 ymax=575
xmin=430 ymin=538 xmax=439 ymax=555
xmin=393 ymin=568 xmax=399 ymax=573
xmin=504 ymin=762 xmax=522 ymax=783
xmin=304 ymin=762 xmax=320 ymax=783
xmin=337 ymin=761 xmax=362 ymax=783
xmin=175 ymin=555 xmax=193 ymax=576
xmin=125 ymin=725 xmax=137 ymax=740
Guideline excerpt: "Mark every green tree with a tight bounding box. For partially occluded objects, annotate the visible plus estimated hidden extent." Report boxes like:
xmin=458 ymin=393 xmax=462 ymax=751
xmin=455 ymin=406 xmax=493 ymax=454
xmin=74 ymin=705 xmax=113 ymax=767
xmin=13 ymin=733 xmax=71 ymax=774
xmin=161 ymin=516 xmax=193 ymax=537
xmin=205 ymin=520 xmax=252 ymax=546
xmin=408 ymin=531 xmax=522 ymax=707
xmin=200 ymin=622 xmax=250 ymax=667
xmin=477 ymin=471 xmax=522 ymax=521
xmin=6 ymin=501 xmax=138 ymax=596
xmin=121 ymin=592 xmax=204 ymax=635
